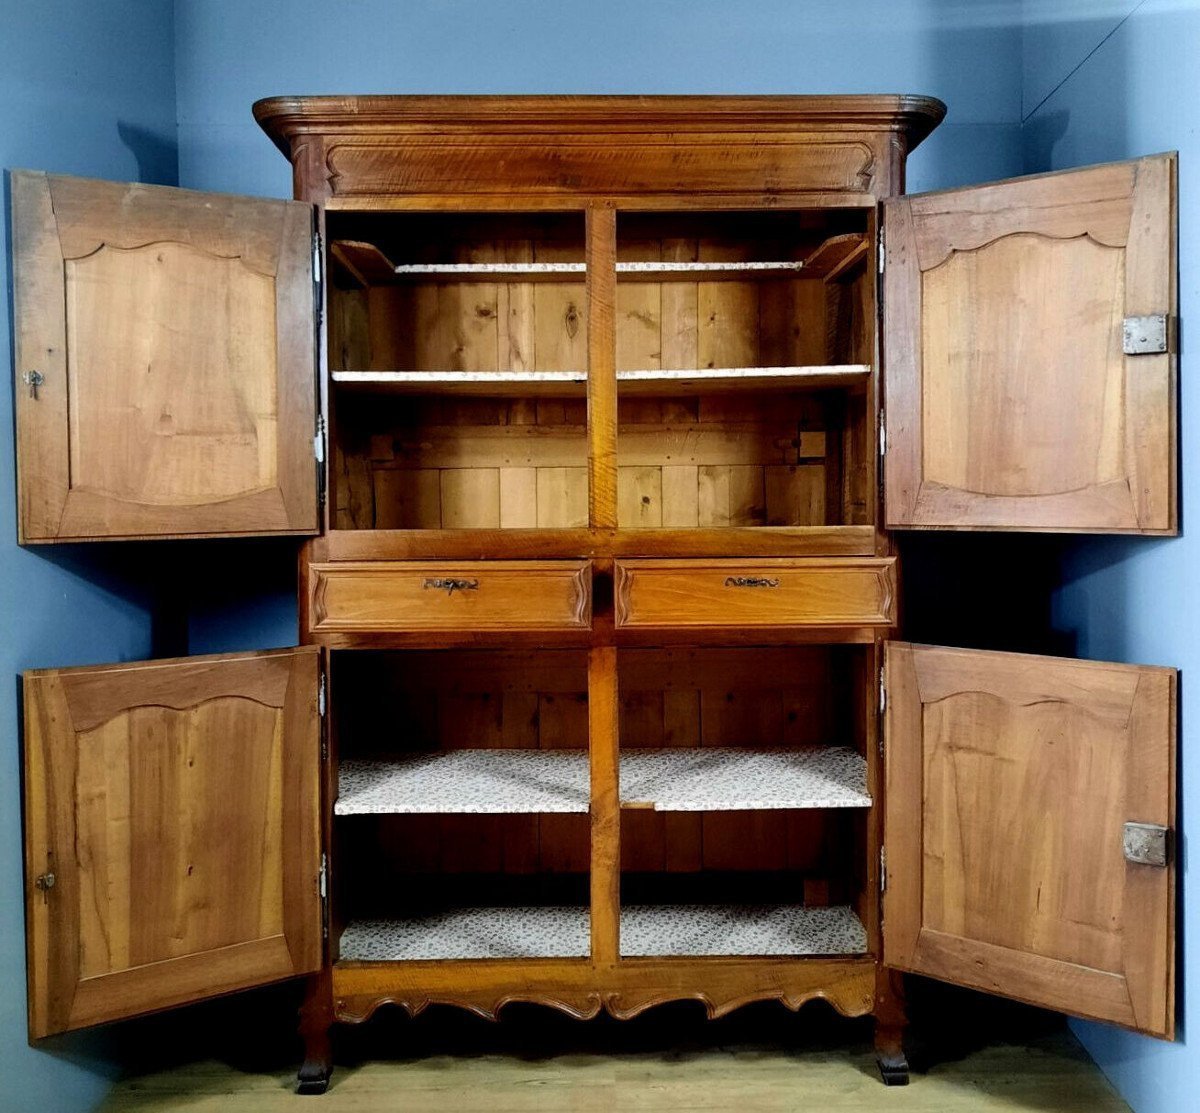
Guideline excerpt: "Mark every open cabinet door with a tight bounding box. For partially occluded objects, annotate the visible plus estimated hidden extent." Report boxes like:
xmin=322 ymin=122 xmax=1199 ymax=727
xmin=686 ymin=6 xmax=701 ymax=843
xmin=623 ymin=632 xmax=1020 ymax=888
xmin=883 ymin=155 xmax=1176 ymax=533
xmin=12 ymin=171 xmax=319 ymax=542
xmin=883 ymin=643 xmax=1175 ymax=1037
xmin=23 ymin=647 xmax=322 ymax=1038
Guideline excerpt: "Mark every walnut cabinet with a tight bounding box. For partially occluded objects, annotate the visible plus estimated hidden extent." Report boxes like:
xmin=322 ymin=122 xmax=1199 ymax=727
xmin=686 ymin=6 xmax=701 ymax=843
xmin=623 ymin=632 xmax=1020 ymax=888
xmin=12 ymin=97 xmax=1178 ymax=1089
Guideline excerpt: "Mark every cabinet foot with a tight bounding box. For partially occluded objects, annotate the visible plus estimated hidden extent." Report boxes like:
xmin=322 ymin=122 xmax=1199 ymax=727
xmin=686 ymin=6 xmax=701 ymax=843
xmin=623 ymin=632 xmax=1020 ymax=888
xmin=297 ymin=970 xmax=334 ymax=1095
xmin=873 ymin=966 xmax=909 ymax=1086
xmin=297 ymin=1059 xmax=332 ymax=1096
xmin=876 ymin=1049 xmax=910 ymax=1086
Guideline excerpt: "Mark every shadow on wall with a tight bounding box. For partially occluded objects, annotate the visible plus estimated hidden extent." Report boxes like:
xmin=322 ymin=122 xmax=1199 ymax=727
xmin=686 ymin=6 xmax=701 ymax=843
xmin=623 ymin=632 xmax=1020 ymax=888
xmin=116 ymin=121 xmax=180 ymax=188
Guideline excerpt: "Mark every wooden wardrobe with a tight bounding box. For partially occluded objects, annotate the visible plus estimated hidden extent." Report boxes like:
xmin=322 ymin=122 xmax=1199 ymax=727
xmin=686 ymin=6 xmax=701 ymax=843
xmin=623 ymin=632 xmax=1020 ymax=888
xmin=12 ymin=96 xmax=1178 ymax=1093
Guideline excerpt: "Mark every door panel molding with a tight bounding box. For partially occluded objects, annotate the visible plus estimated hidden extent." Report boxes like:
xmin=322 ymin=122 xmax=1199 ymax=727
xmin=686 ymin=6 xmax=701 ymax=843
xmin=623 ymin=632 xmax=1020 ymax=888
xmin=883 ymin=642 xmax=1175 ymax=1038
xmin=884 ymin=154 xmax=1176 ymax=534
xmin=23 ymin=647 xmax=322 ymax=1038
xmin=12 ymin=171 xmax=319 ymax=542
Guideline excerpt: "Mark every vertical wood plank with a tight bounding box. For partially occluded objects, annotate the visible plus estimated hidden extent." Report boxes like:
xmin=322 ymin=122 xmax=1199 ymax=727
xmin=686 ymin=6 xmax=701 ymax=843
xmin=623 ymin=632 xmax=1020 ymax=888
xmin=586 ymin=207 xmax=618 ymax=528
xmin=536 ymin=467 xmax=588 ymax=527
xmin=498 ymin=239 xmax=534 ymax=372
xmin=617 ymin=466 xmax=663 ymax=528
xmin=660 ymin=465 xmax=700 ymax=527
xmin=373 ymin=469 xmax=441 ymax=529
xmin=589 ymin=645 xmax=620 ymax=965
xmin=660 ymin=237 xmax=699 ymax=371
xmin=439 ymin=468 xmax=499 ymax=528
xmin=499 ymin=467 xmax=538 ymax=527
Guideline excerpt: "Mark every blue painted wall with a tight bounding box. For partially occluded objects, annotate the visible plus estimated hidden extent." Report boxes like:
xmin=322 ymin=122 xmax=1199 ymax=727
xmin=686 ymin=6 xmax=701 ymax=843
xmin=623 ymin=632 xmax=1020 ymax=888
xmin=1021 ymin=3 xmax=1200 ymax=1110
xmin=0 ymin=3 xmax=178 ymax=1111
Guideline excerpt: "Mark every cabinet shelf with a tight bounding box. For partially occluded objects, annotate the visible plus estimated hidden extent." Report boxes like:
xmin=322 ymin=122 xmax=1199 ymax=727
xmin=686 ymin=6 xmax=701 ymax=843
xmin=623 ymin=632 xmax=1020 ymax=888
xmin=331 ymin=364 xmax=871 ymax=397
xmin=336 ymin=751 xmax=589 ymax=815
xmin=336 ymin=746 xmax=869 ymax=817
xmin=623 ymin=747 xmax=870 ymax=811
xmin=621 ymin=904 xmax=867 ymax=958
xmin=339 ymin=907 xmax=590 ymax=961
xmin=330 ymin=232 xmax=866 ymax=286
xmin=337 ymin=904 xmax=866 ymax=962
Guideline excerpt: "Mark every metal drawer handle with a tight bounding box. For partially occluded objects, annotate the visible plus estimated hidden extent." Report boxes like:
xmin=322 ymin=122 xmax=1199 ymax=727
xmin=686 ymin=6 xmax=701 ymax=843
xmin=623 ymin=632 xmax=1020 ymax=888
xmin=423 ymin=577 xmax=479 ymax=595
xmin=724 ymin=576 xmax=781 ymax=589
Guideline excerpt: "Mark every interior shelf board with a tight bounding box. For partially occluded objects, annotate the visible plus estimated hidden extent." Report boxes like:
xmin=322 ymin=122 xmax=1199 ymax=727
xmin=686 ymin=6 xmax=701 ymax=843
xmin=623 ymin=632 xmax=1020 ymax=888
xmin=331 ymin=365 xmax=871 ymax=396
xmin=621 ymin=904 xmax=867 ymax=958
xmin=622 ymin=746 xmax=871 ymax=812
xmin=338 ymin=907 xmax=590 ymax=962
xmin=336 ymin=750 xmax=590 ymax=815
xmin=329 ymin=232 xmax=867 ymax=285
xmin=336 ymin=746 xmax=868 ymax=817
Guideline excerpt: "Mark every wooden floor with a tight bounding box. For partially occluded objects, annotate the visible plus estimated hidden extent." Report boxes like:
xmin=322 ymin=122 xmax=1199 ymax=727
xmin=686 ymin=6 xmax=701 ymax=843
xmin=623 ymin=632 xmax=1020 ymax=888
xmin=99 ymin=992 xmax=1128 ymax=1113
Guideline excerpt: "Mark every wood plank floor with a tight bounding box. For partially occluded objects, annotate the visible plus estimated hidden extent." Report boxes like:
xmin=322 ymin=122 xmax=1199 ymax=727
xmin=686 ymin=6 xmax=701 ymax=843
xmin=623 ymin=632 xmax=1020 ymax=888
xmin=100 ymin=995 xmax=1129 ymax=1113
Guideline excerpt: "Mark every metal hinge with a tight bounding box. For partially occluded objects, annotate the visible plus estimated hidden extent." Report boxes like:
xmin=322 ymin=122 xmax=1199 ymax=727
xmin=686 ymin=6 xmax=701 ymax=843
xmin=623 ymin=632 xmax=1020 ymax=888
xmin=312 ymin=226 xmax=325 ymax=327
xmin=877 ymin=225 xmax=885 ymax=275
xmin=878 ymin=411 xmax=886 ymax=457
xmin=880 ymin=847 xmax=888 ymax=894
xmin=317 ymin=671 xmax=328 ymax=759
xmin=319 ymin=851 xmax=329 ymax=939
xmin=1123 ymin=822 xmax=1169 ymax=867
xmin=1123 ymin=314 xmax=1170 ymax=355
xmin=878 ymin=666 xmax=887 ymax=714
xmin=314 ymin=413 xmax=326 ymax=466
xmin=314 ymin=411 xmax=327 ymax=512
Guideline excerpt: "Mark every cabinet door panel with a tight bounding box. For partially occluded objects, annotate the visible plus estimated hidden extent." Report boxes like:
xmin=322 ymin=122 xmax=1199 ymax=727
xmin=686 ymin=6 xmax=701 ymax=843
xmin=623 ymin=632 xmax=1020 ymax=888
xmin=884 ymin=155 xmax=1176 ymax=533
xmin=23 ymin=648 xmax=322 ymax=1037
xmin=12 ymin=171 xmax=318 ymax=541
xmin=883 ymin=643 xmax=1175 ymax=1037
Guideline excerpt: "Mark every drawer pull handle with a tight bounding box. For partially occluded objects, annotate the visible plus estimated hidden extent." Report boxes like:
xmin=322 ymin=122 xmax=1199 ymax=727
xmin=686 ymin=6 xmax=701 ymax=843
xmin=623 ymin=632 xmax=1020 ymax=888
xmin=423 ymin=577 xmax=480 ymax=595
xmin=724 ymin=576 xmax=781 ymax=589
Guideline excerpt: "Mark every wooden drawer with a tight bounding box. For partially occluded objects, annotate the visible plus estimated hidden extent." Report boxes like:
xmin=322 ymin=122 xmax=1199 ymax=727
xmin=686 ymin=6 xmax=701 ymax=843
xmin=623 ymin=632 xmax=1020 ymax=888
xmin=309 ymin=561 xmax=591 ymax=634
xmin=614 ymin=558 xmax=896 ymax=631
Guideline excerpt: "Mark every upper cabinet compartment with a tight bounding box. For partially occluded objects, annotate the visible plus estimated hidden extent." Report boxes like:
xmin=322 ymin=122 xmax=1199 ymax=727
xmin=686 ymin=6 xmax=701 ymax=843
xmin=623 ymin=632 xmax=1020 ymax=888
xmin=884 ymin=155 xmax=1177 ymax=534
xmin=327 ymin=212 xmax=590 ymax=531
xmin=614 ymin=210 xmax=876 ymax=533
xmin=12 ymin=172 xmax=319 ymax=543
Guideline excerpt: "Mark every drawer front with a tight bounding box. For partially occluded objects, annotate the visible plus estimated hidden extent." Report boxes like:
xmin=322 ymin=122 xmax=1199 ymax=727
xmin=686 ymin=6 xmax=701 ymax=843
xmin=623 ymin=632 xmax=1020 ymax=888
xmin=309 ymin=561 xmax=591 ymax=633
xmin=614 ymin=559 xmax=896 ymax=630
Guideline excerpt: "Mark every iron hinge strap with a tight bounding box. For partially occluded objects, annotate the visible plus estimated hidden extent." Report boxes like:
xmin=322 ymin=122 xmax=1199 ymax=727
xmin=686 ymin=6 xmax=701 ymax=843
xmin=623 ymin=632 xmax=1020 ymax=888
xmin=880 ymin=847 xmax=887 ymax=894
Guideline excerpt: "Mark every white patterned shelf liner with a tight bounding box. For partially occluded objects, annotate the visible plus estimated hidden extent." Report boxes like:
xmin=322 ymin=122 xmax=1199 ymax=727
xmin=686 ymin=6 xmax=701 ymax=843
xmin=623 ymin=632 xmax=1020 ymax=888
xmin=389 ymin=260 xmax=807 ymax=277
xmin=335 ymin=747 xmax=870 ymax=816
xmin=337 ymin=750 xmax=590 ymax=815
xmin=622 ymin=904 xmax=867 ymax=958
xmin=339 ymin=907 xmax=590 ymax=961
xmin=337 ymin=904 xmax=866 ymax=962
xmin=624 ymin=747 xmax=870 ymax=811
xmin=331 ymin=365 xmax=870 ymax=391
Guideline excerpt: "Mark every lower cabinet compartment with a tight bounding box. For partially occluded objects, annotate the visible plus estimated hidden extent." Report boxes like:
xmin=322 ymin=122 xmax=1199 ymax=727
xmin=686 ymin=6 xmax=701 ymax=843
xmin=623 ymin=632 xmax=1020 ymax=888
xmin=331 ymin=646 xmax=593 ymax=963
xmin=333 ymin=858 xmax=595 ymax=959
xmin=329 ymin=642 xmax=878 ymax=967
xmin=616 ymin=644 xmax=875 ymax=960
